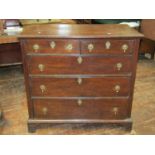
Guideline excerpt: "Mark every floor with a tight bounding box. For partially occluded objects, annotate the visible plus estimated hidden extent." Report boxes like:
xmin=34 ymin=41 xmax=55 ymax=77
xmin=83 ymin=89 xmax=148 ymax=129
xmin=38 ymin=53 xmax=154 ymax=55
xmin=0 ymin=59 xmax=155 ymax=135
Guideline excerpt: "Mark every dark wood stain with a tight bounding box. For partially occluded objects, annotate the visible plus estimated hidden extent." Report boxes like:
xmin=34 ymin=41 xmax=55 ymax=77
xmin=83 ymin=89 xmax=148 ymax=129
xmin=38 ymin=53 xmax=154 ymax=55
xmin=19 ymin=24 xmax=142 ymax=132
xmin=33 ymin=98 xmax=130 ymax=119
xmin=28 ymin=55 xmax=132 ymax=75
xmin=0 ymin=43 xmax=22 ymax=65
xmin=30 ymin=77 xmax=130 ymax=97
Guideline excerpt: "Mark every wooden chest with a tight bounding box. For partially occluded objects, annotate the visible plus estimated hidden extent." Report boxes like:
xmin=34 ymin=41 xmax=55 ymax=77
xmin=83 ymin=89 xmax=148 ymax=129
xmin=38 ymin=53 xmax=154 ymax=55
xmin=18 ymin=24 xmax=143 ymax=132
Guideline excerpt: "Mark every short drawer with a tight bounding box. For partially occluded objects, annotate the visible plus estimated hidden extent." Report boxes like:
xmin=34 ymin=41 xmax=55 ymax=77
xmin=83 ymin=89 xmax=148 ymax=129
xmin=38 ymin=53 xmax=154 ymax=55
xmin=81 ymin=39 xmax=134 ymax=54
xmin=30 ymin=77 xmax=130 ymax=97
xmin=22 ymin=39 xmax=80 ymax=54
xmin=28 ymin=55 xmax=132 ymax=75
xmin=33 ymin=98 xmax=130 ymax=119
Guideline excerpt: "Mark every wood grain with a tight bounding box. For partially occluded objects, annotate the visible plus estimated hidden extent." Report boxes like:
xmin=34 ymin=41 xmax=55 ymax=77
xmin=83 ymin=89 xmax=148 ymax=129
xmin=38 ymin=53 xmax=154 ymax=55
xmin=33 ymin=98 xmax=130 ymax=119
xmin=23 ymin=39 xmax=80 ymax=53
xmin=81 ymin=39 xmax=134 ymax=54
xmin=30 ymin=77 xmax=130 ymax=97
xmin=18 ymin=24 xmax=143 ymax=38
xmin=28 ymin=55 xmax=132 ymax=75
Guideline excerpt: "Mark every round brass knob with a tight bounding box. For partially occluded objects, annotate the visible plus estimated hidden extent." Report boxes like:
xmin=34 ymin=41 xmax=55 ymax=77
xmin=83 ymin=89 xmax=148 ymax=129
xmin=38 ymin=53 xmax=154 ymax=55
xmin=33 ymin=44 xmax=40 ymax=52
xmin=77 ymin=99 xmax=82 ymax=106
xmin=105 ymin=41 xmax=111 ymax=49
xmin=50 ymin=41 xmax=56 ymax=49
xmin=121 ymin=44 xmax=128 ymax=53
xmin=40 ymin=85 xmax=46 ymax=93
xmin=77 ymin=56 xmax=83 ymax=64
xmin=38 ymin=64 xmax=45 ymax=72
xmin=116 ymin=62 xmax=123 ymax=71
xmin=42 ymin=107 xmax=48 ymax=115
xmin=112 ymin=107 xmax=118 ymax=115
xmin=88 ymin=43 xmax=94 ymax=52
xmin=66 ymin=44 xmax=73 ymax=51
xmin=77 ymin=78 xmax=82 ymax=85
xmin=114 ymin=85 xmax=120 ymax=93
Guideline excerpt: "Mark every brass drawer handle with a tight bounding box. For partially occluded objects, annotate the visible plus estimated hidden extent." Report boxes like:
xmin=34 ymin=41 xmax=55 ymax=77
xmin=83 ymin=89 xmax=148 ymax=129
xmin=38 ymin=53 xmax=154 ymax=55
xmin=88 ymin=43 xmax=94 ymax=52
xmin=38 ymin=64 xmax=45 ymax=72
xmin=77 ymin=99 xmax=82 ymax=106
xmin=114 ymin=85 xmax=120 ymax=93
xmin=42 ymin=107 xmax=48 ymax=115
xmin=40 ymin=85 xmax=46 ymax=93
xmin=77 ymin=78 xmax=82 ymax=85
xmin=116 ymin=62 xmax=123 ymax=71
xmin=112 ymin=107 xmax=118 ymax=115
xmin=105 ymin=41 xmax=111 ymax=49
xmin=33 ymin=44 xmax=40 ymax=52
xmin=50 ymin=41 xmax=56 ymax=49
xmin=66 ymin=44 xmax=73 ymax=51
xmin=77 ymin=56 xmax=83 ymax=64
xmin=121 ymin=44 xmax=128 ymax=53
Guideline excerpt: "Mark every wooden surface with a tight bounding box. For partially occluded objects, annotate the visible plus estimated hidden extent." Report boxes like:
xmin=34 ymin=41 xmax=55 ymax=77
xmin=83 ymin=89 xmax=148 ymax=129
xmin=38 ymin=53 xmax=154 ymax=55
xmin=33 ymin=98 xmax=129 ymax=119
xmin=0 ymin=21 xmax=76 ymax=44
xmin=30 ymin=77 xmax=130 ymax=97
xmin=139 ymin=20 xmax=155 ymax=58
xmin=0 ymin=21 xmax=76 ymax=66
xmin=23 ymin=38 xmax=135 ymax=54
xmin=140 ymin=38 xmax=155 ymax=58
xmin=28 ymin=55 xmax=132 ymax=75
xmin=20 ymin=19 xmax=76 ymax=26
xmin=1 ymin=60 xmax=155 ymax=134
xmin=23 ymin=39 xmax=80 ymax=53
xmin=141 ymin=19 xmax=155 ymax=41
xmin=0 ymin=19 xmax=21 ymax=66
xmin=19 ymin=24 xmax=142 ymax=132
xmin=0 ymin=35 xmax=18 ymax=44
xmin=18 ymin=24 xmax=143 ymax=38
xmin=0 ymin=43 xmax=22 ymax=66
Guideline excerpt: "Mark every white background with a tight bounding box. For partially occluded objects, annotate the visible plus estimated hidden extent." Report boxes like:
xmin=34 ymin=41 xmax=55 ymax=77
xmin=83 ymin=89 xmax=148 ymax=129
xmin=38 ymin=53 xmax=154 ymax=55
xmin=0 ymin=0 xmax=155 ymax=154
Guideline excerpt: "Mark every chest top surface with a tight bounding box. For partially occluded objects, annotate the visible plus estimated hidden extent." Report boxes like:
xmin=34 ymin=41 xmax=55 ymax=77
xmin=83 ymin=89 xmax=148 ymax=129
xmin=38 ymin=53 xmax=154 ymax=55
xmin=18 ymin=24 xmax=143 ymax=39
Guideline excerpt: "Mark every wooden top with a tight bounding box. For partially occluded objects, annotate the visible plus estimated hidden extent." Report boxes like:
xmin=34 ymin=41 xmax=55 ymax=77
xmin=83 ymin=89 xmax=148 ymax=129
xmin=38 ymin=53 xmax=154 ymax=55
xmin=20 ymin=19 xmax=76 ymax=26
xmin=18 ymin=24 xmax=143 ymax=39
xmin=0 ymin=35 xmax=18 ymax=44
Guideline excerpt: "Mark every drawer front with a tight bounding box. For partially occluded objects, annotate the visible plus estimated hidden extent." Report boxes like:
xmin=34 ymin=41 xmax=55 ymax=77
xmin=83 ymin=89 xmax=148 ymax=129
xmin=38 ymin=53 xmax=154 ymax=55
xmin=31 ymin=77 xmax=130 ymax=97
xmin=33 ymin=98 xmax=130 ymax=119
xmin=23 ymin=39 xmax=80 ymax=53
xmin=28 ymin=56 xmax=132 ymax=75
xmin=81 ymin=39 xmax=134 ymax=54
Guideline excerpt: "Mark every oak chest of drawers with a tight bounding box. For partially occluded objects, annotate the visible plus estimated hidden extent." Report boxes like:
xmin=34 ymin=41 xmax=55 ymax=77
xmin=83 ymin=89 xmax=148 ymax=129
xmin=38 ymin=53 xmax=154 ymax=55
xmin=19 ymin=24 xmax=143 ymax=132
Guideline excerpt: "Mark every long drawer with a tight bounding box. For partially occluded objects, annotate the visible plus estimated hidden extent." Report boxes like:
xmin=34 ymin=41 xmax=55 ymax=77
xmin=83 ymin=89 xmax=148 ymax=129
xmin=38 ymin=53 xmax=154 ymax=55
xmin=30 ymin=77 xmax=130 ymax=97
xmin=28 ymin=55 xmax=132 ymax=75
xmin=33 ymin=98 xmax=130 ymax=119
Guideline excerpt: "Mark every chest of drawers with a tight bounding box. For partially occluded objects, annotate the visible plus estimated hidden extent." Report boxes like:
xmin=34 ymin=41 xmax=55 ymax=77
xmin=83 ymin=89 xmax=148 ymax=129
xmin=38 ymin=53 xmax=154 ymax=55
xmin=19 ymin=24 xmax=143 ymax=132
